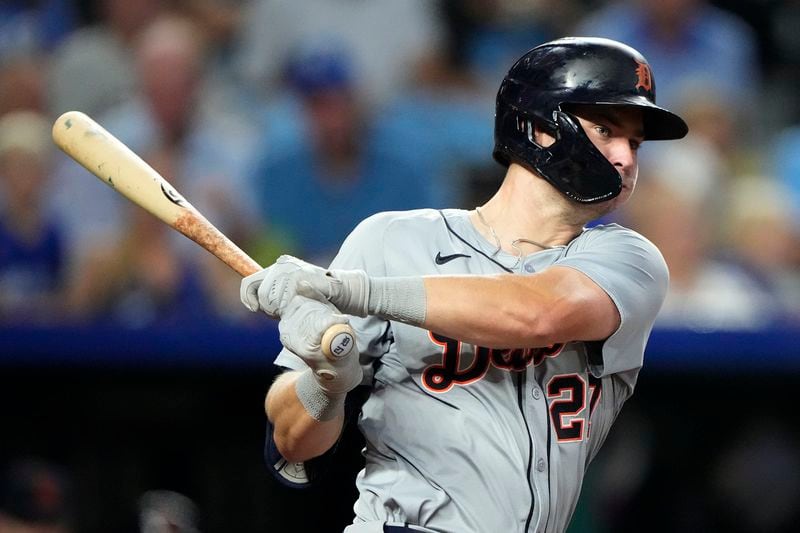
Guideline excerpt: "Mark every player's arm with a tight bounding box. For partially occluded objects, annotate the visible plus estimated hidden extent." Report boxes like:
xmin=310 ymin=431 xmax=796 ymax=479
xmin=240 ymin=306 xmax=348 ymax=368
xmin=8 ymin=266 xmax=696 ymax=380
xmin=265 ymin=370 xmax=345 ymax=462
xmin=242 ymin=256 xmax=620 ymax=349
xmin=261 ymin=295 xmax=363 ymax=463
xmin=421 ymin=266 xmax=619 ymax=347
xmin=416 ymin=232 xmax=668 ymax=350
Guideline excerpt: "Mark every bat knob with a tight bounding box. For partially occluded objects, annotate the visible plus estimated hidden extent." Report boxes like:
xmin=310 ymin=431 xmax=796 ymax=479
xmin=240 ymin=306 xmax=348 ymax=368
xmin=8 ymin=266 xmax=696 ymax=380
xmin=321 ymin=323 xmax=356 ymax=360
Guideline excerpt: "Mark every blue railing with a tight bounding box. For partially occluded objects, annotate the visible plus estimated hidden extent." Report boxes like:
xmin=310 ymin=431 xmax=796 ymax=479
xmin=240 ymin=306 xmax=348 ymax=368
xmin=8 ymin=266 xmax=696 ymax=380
xmin=1 ymin=324 xmax=798 ymax=371
xmin=0 ymin=322 xmax=282 ymax=369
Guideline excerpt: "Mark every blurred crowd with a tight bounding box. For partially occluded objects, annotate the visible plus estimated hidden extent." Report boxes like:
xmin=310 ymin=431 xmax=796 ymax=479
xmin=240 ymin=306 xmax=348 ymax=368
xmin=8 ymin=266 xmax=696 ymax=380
xmin=0 ymin=456 xmax=202 ymax=533
xmin=1 ymin=0 xmax=800 ymax=331
xmin=2 ymin=3 xmax=800 ymax=533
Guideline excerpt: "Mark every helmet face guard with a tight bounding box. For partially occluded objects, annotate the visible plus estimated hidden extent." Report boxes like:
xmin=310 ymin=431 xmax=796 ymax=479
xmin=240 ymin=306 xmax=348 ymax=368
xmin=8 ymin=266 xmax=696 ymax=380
xmin=493 ymin=37 xmax=689 ymax=204
xmin=498 ymin=109 xmax=623 ymax=203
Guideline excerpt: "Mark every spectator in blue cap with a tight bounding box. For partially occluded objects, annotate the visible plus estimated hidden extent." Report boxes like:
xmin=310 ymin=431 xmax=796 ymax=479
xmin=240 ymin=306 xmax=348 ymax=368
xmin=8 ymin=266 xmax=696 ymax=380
xmin=248 ymin=43 xmax=449 ymax=265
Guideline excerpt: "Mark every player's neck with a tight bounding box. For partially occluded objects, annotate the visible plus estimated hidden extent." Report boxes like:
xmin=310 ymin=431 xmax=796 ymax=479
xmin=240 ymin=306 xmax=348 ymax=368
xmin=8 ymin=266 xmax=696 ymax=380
xmin=472 ymin=166 xmax=586 ymax=254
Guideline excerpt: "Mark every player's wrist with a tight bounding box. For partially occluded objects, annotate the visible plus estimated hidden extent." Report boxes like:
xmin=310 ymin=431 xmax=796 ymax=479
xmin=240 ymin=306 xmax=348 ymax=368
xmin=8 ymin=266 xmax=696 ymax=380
xmin=294 ymin=369 xmax=348 ymax=421
xmin=326 ymin=269 xmax=371 ymax=317
xmin=367 ymin=277 xmax=427 ymax=326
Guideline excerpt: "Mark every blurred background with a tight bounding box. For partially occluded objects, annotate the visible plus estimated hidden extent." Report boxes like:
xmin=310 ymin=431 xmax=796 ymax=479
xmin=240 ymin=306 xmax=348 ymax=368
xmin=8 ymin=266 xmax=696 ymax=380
xmin=1 ymin=0 xmax=799 ymax=532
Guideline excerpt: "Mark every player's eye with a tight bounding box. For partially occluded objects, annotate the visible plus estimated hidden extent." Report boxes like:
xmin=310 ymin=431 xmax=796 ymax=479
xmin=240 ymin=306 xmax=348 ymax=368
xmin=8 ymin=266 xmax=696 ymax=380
xmin=629 ymin=139 xmax=642 ymax=151
xmin=593 ymin=125 xmax=610 ymax=137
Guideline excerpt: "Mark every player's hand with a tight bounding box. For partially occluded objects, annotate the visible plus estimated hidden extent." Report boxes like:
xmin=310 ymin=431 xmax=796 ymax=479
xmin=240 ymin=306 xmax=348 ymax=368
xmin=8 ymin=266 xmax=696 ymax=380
xmin=279 ymin=294 xmax=363 ymax=394
xmin=240 ymin=255 xmax=324 ymax=318
xmin=240 ymin=255 xmax=370 ymax=318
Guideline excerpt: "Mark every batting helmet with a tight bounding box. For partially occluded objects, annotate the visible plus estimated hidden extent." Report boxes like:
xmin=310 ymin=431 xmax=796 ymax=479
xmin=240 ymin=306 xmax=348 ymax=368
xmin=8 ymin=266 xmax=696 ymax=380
xmin=493 ymin=37 xmax=689 ymax=203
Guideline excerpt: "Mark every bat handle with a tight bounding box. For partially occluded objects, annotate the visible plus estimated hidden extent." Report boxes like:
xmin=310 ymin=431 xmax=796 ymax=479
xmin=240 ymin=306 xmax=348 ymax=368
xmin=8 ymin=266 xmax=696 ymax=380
xmin=321 ymin=323 xmax=357 ymax=361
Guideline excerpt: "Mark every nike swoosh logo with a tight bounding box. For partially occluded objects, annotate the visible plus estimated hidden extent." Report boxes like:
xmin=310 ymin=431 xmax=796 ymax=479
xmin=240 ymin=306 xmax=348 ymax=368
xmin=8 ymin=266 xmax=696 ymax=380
xmin=435 ymin=252 xmax=472 ymax=265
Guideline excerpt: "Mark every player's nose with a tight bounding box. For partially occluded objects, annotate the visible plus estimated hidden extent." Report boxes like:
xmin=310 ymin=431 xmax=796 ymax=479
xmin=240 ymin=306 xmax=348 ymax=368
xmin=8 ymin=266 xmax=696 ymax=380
xmin=607 ymin=139 xmax=637 ymax=176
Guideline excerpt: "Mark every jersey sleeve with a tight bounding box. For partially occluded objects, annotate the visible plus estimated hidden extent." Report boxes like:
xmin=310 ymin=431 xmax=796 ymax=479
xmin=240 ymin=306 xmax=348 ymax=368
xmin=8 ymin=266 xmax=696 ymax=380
xmin=555 ymin=225 xmax=669 ymax=377
xmin=273 ymin=213 xmax=397 ymax=379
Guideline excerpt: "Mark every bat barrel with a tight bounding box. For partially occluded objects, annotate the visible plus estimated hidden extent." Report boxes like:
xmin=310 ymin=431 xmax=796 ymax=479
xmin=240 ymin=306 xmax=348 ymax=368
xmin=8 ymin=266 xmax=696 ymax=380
xmin=52 ymin=110 xmax=354 ymax=359
xmin=52 ymin=111 xmax=261 ymax=277
xmin=52 ymin=111 xmax=188 ymax=227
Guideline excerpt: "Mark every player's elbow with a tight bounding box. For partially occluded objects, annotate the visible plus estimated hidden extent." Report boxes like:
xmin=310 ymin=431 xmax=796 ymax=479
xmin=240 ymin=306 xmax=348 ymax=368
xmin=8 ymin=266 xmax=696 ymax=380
xmin=507 ymin=309 xmax=560 ymax=346
xmin=273 ymin=427 xmax=318 ymax=463
xmin=500 ymin=294 xmax=577 ymax=346
xmin=267 ymin=407 xmax=333 ymax=463
xmin=265 ymin=374 xmax=334 ymax=462
xmin=517 ymin=294 xmax=615 ymax=346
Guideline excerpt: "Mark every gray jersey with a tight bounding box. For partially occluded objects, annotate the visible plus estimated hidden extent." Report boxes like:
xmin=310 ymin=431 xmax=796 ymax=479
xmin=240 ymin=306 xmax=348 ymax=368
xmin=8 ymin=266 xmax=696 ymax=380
xmin=275 ymin=209 xmax=668 ymax=533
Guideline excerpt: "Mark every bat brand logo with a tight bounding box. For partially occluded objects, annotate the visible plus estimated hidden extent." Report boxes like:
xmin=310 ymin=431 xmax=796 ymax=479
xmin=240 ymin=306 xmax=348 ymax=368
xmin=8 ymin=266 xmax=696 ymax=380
xmin=635 ymin=61 xmax=653 ymax=92
xmin=330 ymin=333 xmax=354 ymax=358
xmin=161 ymin=182 xmax=188 ymax=207
xmin=435 ymin=252 xmax=471 ymax=265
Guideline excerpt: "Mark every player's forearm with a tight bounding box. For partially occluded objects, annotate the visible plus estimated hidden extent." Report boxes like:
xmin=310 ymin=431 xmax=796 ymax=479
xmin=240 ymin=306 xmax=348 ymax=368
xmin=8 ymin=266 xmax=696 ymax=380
xmin=421 ymin=274 xmax=557 ymax=347
xmin=366 ymin=274 xmax=553 ymax=347
xmin=366 ymin=273 xmax=554 ymax=347
xmin=266 ymin=371 xmax=344 ymax=463
xmin=366 ymin=268 xmax=616 ymax=347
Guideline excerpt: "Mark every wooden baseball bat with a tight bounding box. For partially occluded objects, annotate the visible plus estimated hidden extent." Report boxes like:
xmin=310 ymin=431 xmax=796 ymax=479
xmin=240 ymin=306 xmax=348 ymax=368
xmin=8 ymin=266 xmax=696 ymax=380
xmin=52 ymin=110 xmax=354 ymax=361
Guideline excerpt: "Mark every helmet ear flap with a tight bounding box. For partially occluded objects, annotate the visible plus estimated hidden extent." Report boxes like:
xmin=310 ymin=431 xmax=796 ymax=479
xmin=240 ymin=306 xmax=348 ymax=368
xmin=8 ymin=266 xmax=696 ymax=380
xmin=493 ymin=107 xmax=622 ymax=203
xmin=535 ymin=110 xmax=622 ymax=203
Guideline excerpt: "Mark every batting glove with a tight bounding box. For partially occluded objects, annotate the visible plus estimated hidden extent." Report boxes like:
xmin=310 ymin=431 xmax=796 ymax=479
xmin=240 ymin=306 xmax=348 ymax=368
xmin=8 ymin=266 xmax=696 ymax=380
xmin=279 ymin=294 xmax=363 ymax=396
xmin=240 ymin=255 xmax=370 ymax=318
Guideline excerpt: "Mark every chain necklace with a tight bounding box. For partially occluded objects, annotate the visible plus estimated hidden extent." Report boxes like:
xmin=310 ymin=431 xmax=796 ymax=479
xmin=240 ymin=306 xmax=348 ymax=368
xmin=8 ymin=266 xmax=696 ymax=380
xmin=475 ymin=206 xmax=558 ymax=269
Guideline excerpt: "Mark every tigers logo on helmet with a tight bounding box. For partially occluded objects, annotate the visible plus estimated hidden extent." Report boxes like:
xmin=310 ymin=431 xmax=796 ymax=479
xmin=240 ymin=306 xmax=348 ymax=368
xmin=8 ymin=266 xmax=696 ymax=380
xmin=635 ymin=61 xmax=653 ymax=92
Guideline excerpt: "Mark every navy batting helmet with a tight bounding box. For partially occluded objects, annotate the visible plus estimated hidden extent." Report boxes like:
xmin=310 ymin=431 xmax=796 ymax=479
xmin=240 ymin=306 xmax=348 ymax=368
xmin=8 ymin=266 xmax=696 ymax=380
xmin=493 ymin=37 xmax=689 ymax=203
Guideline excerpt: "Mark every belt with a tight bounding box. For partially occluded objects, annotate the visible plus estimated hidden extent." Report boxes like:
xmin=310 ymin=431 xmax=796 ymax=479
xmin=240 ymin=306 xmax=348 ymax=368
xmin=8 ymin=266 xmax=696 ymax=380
xmin=344 ymin=521 xmax=436 ymax=533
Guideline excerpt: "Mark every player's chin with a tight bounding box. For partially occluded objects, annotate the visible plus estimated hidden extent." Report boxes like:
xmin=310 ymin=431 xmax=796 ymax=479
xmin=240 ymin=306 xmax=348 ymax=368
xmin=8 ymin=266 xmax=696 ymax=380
xmin=586 ymin=186 xmax=632 ymax=218
xmin=617 ymin=182 xmax=635 ymax=204
xmin=575 ymin=198 xmax=614 ymax=223
xmin=608 ymin=180 xmax=636 ymax=208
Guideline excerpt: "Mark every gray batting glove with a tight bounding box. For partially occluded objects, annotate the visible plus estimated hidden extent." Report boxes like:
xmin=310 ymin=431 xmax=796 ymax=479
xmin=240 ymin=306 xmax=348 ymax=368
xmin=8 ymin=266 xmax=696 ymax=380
xmin=279 ymin=294 xmax=363 ymax=395
xmin=240 ymin=255 xmax=370 ymax=318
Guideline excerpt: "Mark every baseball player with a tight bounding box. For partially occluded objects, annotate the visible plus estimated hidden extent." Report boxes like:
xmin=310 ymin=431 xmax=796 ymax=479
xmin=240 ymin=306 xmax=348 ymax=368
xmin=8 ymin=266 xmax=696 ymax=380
xmin=241 ymin=37 xmax=688 ymax=532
